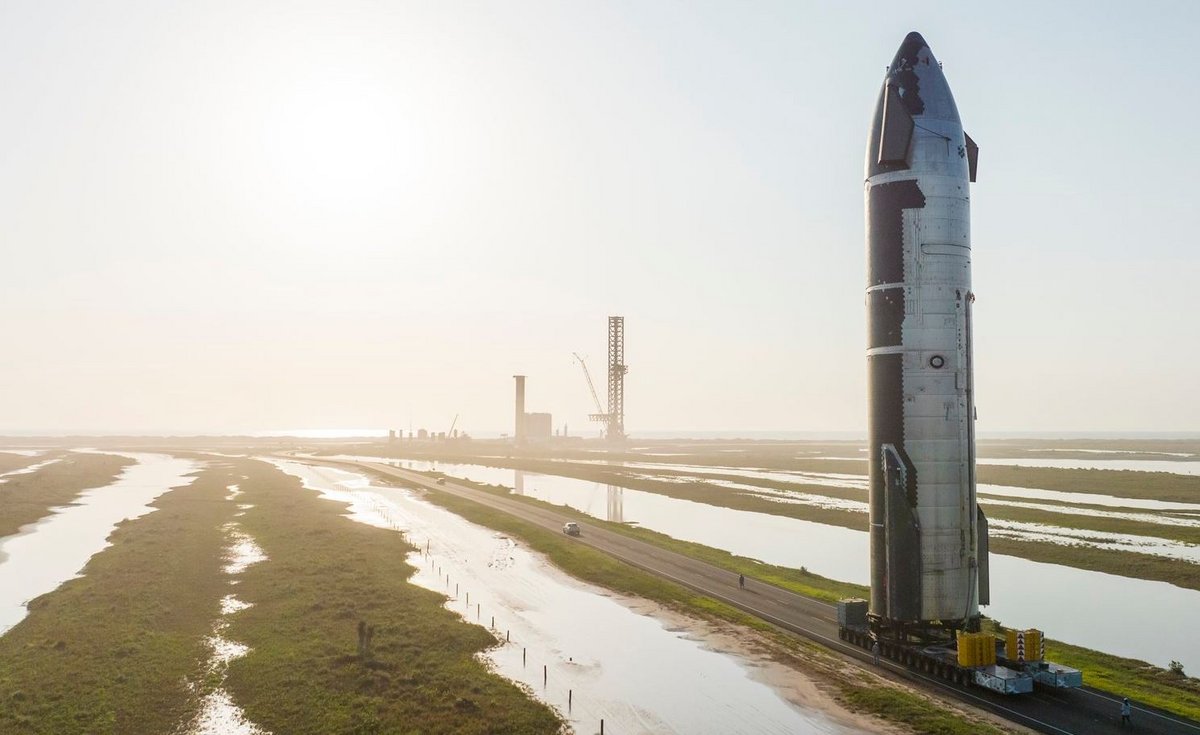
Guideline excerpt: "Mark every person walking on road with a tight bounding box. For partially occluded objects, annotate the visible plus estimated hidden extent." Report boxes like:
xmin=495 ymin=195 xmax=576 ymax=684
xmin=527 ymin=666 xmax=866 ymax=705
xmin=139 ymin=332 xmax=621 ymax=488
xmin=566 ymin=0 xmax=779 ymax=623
xmin=738 ymin=573 xmax=745 ymax=590
xmin=1120 ymin=697 xmax=1132 ymax=726
xmin=871 ymin=640 xmax=880 ymax=666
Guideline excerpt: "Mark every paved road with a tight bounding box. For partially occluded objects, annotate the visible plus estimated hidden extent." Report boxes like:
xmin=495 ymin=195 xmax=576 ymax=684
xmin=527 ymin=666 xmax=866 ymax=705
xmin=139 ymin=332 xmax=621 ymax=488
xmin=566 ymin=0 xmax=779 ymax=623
xmin=318 ymin=457 xmax=1199 ymax=735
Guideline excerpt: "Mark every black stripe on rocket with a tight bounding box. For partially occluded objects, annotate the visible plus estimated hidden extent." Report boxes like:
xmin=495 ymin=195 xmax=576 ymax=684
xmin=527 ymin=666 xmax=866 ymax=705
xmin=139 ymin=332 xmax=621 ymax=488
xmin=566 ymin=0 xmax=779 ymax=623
xmin=867 ymin=179 xmax=924 ymax=622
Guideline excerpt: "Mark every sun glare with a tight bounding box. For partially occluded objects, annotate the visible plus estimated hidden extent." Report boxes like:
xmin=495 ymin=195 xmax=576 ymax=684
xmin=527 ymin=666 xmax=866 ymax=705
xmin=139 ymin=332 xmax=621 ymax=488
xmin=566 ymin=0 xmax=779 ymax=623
xmin=262 ymin=69 xmax=417 ymax=206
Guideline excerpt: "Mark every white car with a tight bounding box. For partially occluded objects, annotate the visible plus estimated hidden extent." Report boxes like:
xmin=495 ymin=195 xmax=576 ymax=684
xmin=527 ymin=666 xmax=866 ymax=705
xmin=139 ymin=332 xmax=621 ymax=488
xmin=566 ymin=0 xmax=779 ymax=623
xmin=562 ymin=522 xmax=581 ymax=537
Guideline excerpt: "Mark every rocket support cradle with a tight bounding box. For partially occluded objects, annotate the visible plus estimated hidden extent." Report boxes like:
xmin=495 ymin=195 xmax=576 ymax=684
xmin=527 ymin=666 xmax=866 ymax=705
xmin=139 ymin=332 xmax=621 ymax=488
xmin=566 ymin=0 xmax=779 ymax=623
xmin=865 ymin=32 xmax=988 ymax=633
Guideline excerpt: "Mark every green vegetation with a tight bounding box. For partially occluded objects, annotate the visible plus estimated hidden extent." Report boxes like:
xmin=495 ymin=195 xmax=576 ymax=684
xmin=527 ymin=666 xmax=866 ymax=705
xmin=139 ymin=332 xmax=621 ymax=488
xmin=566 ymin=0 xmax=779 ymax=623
xmin=0 ymin=464 xmax=234 ymax=734
xmin=982 ymin=501 xmax=1200 ymax=545
xmin=408 ymin=478 xmax=1010 ymax=735
xmin=978 ymin=439 xmax=1200 ymax=460
xmin=1047 ymin=641 xmax=1200 ymax=722
xmin=0 ymin=452 xmax=133 ymax=538
xmin=414 ymin=469 xmax=1200 ymax=725
xmin=224 ymin=459 xmax=562 ymax=734
xmin=989 ymin=537 xmax=1200 ymax=592
xmin=978 ymin=464 xmax=1200 ymax=504
xmin=0 ymin=451 xmax=43 ymax=474
xmin=976 ymin=618 xmax=1200 ymax=723
xmin=840 ymin=684 xmax=1003 ymax=735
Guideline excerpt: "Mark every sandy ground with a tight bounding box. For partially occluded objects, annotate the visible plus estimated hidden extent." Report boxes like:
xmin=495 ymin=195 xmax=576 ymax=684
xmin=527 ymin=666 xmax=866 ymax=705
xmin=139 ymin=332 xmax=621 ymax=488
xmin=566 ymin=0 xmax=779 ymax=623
xmin=613 ymin=594 xmax=906 ymax=735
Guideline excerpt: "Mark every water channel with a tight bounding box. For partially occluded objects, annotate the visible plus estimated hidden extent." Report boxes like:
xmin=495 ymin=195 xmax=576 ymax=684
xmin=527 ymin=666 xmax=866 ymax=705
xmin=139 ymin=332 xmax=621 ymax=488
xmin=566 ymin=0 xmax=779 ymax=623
xmin=363 ymin=457 xmax=1200 ymax=672
xmin=0 ymin=452 xmax=199 ymax=635
xmin=276 ymin=460 xmax=863 ymax=734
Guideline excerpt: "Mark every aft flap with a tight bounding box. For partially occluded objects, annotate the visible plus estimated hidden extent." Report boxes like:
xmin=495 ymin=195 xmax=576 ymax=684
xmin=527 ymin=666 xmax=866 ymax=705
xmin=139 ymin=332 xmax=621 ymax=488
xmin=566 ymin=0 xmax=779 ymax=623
xmin=965 ymin=132 xmax=979 ymax=182
xmin=977 ymin=506 xmax=990 ymax=606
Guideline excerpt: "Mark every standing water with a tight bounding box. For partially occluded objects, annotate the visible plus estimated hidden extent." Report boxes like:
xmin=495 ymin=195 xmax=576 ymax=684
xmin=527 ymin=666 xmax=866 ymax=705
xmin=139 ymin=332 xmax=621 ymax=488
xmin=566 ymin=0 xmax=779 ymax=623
xmin=370 ymin=458 xmax=1200 ymax=672
xmin=0 ymin=452 xmax=199 ymax=634
xmin=273 ymin=460 xmax=869 ymax=735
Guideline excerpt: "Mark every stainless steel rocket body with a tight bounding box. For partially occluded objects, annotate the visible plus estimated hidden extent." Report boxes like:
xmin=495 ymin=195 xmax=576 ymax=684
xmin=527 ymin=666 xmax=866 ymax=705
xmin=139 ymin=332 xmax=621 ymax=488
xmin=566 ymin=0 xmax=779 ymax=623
xmin=864 ymin=32 xmax=987 ymax=628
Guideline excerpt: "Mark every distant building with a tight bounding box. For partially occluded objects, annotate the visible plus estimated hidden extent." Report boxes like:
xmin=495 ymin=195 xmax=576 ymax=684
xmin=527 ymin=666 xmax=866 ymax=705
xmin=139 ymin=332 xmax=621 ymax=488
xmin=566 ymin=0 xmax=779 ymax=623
xmin=388 ymin=429 xmax=396 ymax=442
xmin=417 ymin=428 xmax=428 ymax=439
xmin=524 ymin=412 xmax=552 ymax=440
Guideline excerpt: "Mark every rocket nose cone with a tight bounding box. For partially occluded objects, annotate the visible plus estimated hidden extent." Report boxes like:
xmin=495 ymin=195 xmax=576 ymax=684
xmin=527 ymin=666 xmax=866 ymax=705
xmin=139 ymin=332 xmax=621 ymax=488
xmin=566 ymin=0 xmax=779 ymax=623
xmin=884 ymin=31 xmax=959 ymax=123
xmin=891 ymin=31 xmax=932 ymax=72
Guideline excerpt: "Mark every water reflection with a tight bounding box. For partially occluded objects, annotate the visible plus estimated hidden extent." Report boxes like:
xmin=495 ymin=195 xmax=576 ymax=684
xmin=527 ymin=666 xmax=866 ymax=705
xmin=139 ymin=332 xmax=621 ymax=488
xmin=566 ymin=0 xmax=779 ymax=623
xmin=607 ymin=485 xmax=623 ymax=523
xmin=279 ymin=461 xmax=853 ymax=734
xmin=391 ymin=458 xmax=1200 ymax=672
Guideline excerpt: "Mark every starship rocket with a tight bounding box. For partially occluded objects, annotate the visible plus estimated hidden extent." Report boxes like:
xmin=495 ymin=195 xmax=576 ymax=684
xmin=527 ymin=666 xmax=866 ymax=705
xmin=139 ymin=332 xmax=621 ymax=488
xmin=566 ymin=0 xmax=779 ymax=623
xmin=865 ymin=32 xmax=987 ymax=630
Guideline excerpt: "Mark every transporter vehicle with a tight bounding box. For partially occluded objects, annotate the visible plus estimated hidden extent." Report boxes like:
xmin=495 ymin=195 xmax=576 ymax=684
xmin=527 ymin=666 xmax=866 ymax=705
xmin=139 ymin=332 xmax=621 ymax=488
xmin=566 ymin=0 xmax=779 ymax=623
xmin=838 ymin=599 xmax=1081 ymax=694
xmin=562 ymin=522 xmax=581 ymax=536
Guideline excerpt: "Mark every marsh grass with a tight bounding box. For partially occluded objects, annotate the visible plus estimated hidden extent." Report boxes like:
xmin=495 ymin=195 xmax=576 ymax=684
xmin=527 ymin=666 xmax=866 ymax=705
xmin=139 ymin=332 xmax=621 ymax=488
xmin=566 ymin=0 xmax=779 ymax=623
xmin=222 ymin=459 xmax=562 ymax=735
xmin=1050 ymin=641 xmax=1200 ymax=720
xmin=0 ymin=451 xmax=42 ymax=474
xmin=0 ymin=452 xmax=132 ymax=538
xmin=0 ymin=463 xmax=234 ymax=734
xmin=978 ymin=620 xmax=1200 ymax=722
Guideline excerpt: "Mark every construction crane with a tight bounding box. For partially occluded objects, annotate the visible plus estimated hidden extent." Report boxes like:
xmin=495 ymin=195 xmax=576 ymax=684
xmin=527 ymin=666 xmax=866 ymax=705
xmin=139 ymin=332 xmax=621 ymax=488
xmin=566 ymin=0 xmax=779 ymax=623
xmin=571 ymin=353 xmax=610 ymax=427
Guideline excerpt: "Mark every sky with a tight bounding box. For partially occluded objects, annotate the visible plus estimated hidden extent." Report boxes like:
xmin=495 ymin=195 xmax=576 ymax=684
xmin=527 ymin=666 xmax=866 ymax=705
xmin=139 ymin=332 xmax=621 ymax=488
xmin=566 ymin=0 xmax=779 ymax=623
xmin=1 ymin=1 xmax=1197 ymax=436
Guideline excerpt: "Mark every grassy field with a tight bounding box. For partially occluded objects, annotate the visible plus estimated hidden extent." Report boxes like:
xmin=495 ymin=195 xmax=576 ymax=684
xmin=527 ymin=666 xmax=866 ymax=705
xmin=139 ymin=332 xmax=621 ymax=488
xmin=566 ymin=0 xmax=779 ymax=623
xmin=0 ymin=452 xmax=133 ymax=538
xmin=1044 ymin=639 xmax=1200 ymax=721
xmin=983 ymin=501 xmax=1200 ymax=545
xmin=405 ymin=476 xmax=1011 ymax=735
xmin=0 ymin=463 xmax=233 ymax=734
xmin=978 ymin=464 xmax=1200 ymax=504
xmin=0 ymin=451 xmax=44 ymax=474
xmin=990 ymin=536 xmax=1200 ymax=592
xmin=223 ymin=459 xmax=563 ymax=734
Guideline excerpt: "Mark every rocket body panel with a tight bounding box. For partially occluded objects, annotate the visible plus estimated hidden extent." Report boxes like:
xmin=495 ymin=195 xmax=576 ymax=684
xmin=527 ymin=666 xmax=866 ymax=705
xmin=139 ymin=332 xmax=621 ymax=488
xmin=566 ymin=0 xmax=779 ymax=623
xmin=865 ymin=32 xmax=983 ymax=626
